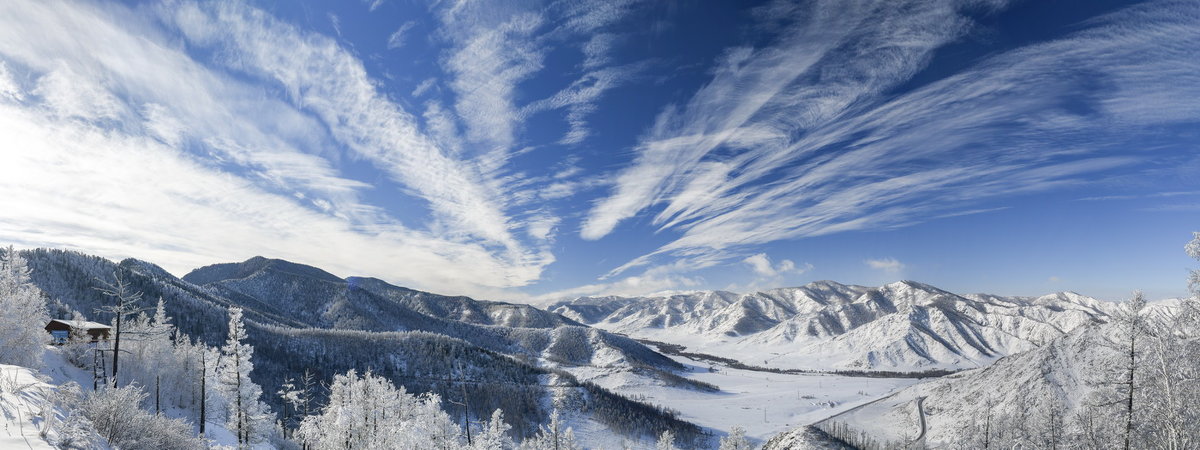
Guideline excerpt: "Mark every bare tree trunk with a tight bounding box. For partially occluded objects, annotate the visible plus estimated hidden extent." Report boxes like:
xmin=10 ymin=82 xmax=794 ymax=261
xmin=1125 ymin=327 xmax=1135 ymax=450
xmin=200 ymin=352 xmax=209 ymax=436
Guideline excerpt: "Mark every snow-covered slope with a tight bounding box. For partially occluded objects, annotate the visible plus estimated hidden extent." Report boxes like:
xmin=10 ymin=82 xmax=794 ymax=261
xmin=21 ymin=249 xmax=705 ymax=443
xmin=181 ymin=256 xmax=677 ymax=371
xmin=1 ymin=364 xmax=69 ymax=449
xmin=185 ymin=257 xmax=581 ymax=330
xmin=776 ymin=322 xmax=1126 ymax=448
xmin=552 ymin=281 xmax=1114 ymax=370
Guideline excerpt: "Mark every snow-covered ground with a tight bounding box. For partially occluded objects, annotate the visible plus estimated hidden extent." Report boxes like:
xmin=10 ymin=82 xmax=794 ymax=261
xmin=0 ymin=363 xmax=61 ymax=449
xmin=1 ymin=347 xmax=264 ymax=450
xmin=567 ymin=352 xmax=928 ymax=446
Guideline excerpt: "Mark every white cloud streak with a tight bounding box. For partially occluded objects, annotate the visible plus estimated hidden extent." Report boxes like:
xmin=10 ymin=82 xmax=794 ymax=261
xmin=0 ymin=100 xmax=528 ymax=292
xmin=438 ymin=0 xmax=646 ymax=159
xmin=386 ymin=21 xmax=415 ymax=49
xmin=0 ymin=0 xmax=555 ymax=295
xmin=586 ymin=0 xmax=1200 ymax=279
xmin=743 ymin=253 xmax=807 ymax=278
xmin=166 ymin=1 xmax=539 ymax=258
xmin=866 ymin=258 xmax=905 ymax=274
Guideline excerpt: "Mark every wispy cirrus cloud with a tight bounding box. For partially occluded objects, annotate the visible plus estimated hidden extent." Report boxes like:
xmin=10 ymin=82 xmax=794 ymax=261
xmin=0 ymin=100 xmax=531 ymax=291
xmin=1077 ymin=191 xmax=1200 ymax=202
xmin=386 ymin=21 xmax=415 ymax=49
xmin=586 ymin=0 xmax=1200 ymax=280
xmin=167 ymin=1 xmax=536 ymax=255
xmin=0 ymin=0 xmax=553 ymax=296
xmin=436 ymin=0 xmax=646 ymax=158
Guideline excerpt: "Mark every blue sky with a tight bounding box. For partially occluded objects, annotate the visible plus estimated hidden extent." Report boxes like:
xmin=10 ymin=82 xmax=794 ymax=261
xmin=0 ymin=0 xmax=1196 ymax=303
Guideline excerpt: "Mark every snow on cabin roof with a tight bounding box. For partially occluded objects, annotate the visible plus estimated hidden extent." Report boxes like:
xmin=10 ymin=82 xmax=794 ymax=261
xmin=49 ymin=319 xmax=111 ymax=330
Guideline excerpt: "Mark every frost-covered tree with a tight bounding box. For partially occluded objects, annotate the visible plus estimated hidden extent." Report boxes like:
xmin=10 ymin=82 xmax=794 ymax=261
xmin=518 ymin=409 xmax=582 ymax=450
xmin=1137 ymin=305 xmax=1200 ymax=450
xmin=61 ymin=311 xmax=94 ymax=368
xmin=0 ymin=245 xmax=50 ymax=367
xmin=656 ymin=429 xmax=678 ymax=450
xmin=143 ymin=298 xmax=175 ymax=413
xmin=1109 ymin=291 xmax=1148 ymax=450
xmin=79 ymin=384 xmax=206 ymax=450
xmin=1133 ymin=232 xmax=1200 ymax=449
xmin=718 ymin=426 xmax=753 ymax=450
xmin=217 ymin=307 xmax=273 ymax=447
xmin=296 ymin=369 xmax=462 ymax=449
xmin=1188 ymin=232 xmax=1200 ymax=297
xmin=116 ymin=297 xmax=178 ymax=412
xmin=47 ymin=381 xmax=99 ymax=450
xmin=472 ymin=409 xmax=514 ymax=450
xmin=94 ymin=270 xmax=146 ymax=387
xmin=278 ymin=368 xmax=317 ymax=441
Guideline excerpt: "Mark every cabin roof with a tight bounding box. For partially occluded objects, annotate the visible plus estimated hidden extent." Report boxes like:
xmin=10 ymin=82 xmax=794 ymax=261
xmin=48 ymin=319 xmax=111 ymax=330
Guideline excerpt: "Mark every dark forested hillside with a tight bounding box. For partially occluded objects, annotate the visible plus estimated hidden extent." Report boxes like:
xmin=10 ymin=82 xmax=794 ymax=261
xmin=181 ymin=256 xmax=681 ymax=370
xmin=21 ymin=249 xmax=706 ymax=444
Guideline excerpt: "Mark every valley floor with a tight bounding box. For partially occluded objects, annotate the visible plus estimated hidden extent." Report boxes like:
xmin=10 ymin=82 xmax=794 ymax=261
xmin=566 ymin=352 xmax=929 ymax=445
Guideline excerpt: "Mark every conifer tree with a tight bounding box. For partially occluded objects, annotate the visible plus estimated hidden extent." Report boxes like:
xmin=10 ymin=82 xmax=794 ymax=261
xmin=217 ymin=307 xmax=272 ymax=447
xmin=0 ymin=246 xmax=50 ymax=367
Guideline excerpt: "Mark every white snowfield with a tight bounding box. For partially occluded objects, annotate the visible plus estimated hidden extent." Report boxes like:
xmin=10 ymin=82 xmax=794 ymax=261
xmin=768 ymin=321 xmax=1146 ymax=449
xmin=553 ymin=280 xmax=1115 ymax=371
xmin=0 ymin=348 xmax=261 ymax=450
xmin=0 ymin=364 xmax=61 ymax=450
xmin=564 ymin=352 xmax=925 ymax=446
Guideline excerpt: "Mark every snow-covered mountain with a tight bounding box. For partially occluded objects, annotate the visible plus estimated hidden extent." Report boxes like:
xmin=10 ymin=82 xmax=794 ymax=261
xmin=184 ymin=256 xmax=578 ymax=330
xmin=181 ymin=256 xmax=678 ymax=370
xmin=768 ymin=301 xmax=1200 ymax=449
xmin=551 ymin=280 xmax=1115 ymax=371
xmin=21 ymin=249 xmax=706 ymax=444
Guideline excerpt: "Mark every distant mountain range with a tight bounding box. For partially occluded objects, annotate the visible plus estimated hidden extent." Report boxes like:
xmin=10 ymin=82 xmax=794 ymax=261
xmin=551 ymin=280 xmax=1114 ymax=371
xmin=21 ymin=246 xmax=1135 ymax=445
xmin=21 ymin=249 xmax=704 ymax=442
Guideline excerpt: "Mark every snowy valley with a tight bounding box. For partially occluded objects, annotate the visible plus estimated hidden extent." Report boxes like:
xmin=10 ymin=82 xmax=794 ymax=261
xmin=2 ymin=242 xmax=1199 ymax=449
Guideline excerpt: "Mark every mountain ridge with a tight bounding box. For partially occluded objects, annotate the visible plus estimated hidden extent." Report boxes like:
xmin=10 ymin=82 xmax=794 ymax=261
xmin=551 ymin=280 xmax=1115 ymax=371
xmin=19 ymin=248 xmax=707 ymax=443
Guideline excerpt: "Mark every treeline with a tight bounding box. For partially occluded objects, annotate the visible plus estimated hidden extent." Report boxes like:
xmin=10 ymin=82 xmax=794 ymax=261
xmin=817 ymin=421 xmax=908 ymax=450
xmin=948 ymin=294 xmax=1200 ymax=450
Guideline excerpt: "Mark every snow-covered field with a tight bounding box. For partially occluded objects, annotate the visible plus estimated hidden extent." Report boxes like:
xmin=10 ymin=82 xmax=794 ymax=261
xmin=1 ymin=347 xmax=262 ymax=450
xmin=0 ymin=363 xmax=60 ymax=450
xmin=568 ymin=353 xmax=928 ymax=445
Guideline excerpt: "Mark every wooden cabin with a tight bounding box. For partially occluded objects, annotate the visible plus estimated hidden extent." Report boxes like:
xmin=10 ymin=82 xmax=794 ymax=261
xmin=45 ymin=319 xmax=111 ymax=345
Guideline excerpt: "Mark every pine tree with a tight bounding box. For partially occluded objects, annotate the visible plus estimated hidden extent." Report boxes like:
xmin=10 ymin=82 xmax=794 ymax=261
xmin=0 ymin=246 xmax=50 ymax=368
xmin=217 ymin=307 xmax=272 ymax=447
xmin=148 ymin=298 xmax=174 ymax=413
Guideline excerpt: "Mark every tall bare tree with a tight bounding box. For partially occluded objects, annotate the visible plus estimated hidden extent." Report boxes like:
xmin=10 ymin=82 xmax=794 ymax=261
xmin=94 ymin=270 xmax=145 ymax=387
